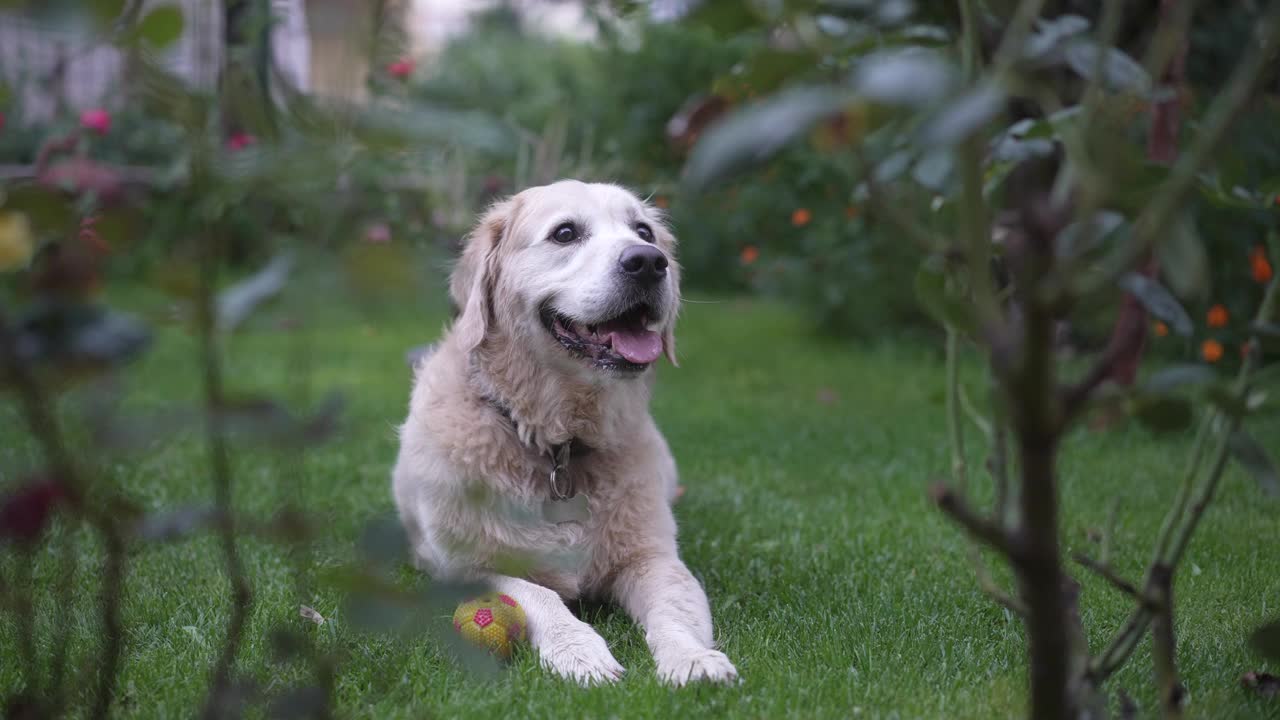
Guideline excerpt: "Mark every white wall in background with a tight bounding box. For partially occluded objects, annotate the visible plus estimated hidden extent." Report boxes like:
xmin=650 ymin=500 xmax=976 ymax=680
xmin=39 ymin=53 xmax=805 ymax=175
xmin=0 ymin=0 xmax=311 ymax=124
xmin=405 ymin=0 xmax=596 ymax=58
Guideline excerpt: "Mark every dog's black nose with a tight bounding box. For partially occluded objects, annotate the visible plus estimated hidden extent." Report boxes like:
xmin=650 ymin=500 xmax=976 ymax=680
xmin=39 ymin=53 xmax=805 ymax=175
xmin=618 ymin=245 xmax=668 ymax=285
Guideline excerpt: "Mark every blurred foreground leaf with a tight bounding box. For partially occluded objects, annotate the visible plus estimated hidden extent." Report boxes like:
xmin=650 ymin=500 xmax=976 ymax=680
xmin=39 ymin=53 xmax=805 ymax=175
xmin=1126 ymin=392 xmax=1194 ymax=433
xmin=216 ymin=251 xmax=294 ymax=333
xmin=5 ymin=302 xmax=151 ymax=383
xmin=134 ymin=506 xmax=221 ymax=543
xmin=1229 ymin=430 xmax=1279 ymax=497
xmin=852 ymin=49 xmax=955 ymax=107
xmin=1117 ymin=273 xmax=1192 ymax=337
xmin=137 ymin=4 xmax=184 ymax=49
xmin=683 ymin=87 xmax=848 ymax=190
xmin=1250 ymin=619 xmax=1280 ymax=662
xmin=1141 ymin=364 xmax=1219 ymax=394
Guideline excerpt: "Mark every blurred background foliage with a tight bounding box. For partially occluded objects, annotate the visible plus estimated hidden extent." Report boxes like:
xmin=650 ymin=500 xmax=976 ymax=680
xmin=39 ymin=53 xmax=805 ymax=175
xmin=1 ymin=0 xmax=1276 ymax=343
xmin=2 ymin=0 xmax=1280 ymax=717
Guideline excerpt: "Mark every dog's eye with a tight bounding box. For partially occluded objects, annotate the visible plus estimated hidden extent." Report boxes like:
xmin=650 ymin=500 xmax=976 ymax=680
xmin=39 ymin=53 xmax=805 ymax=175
xmin=635 ymin=223 xmax=654 ymax=243
xmin=551 ymin=223 xmax=579 ymax=244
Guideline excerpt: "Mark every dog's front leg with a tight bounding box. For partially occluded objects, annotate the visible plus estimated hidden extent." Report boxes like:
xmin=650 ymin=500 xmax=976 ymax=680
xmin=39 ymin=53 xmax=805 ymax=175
xmin=611 ymin=553 xmax=738 ymax=686
xmin=489 ymin=575 xmax=625 ymax=685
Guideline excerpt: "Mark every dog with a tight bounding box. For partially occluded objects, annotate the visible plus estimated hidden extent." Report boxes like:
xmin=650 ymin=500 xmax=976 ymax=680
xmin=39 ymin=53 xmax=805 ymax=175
xmin=391 ymin=180 xmax=738 ymax=686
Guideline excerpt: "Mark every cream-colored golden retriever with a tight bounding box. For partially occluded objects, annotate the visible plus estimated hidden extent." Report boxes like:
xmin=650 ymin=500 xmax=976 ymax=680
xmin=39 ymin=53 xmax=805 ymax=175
xmin=392 ymin=180 xmax=738 ymax=686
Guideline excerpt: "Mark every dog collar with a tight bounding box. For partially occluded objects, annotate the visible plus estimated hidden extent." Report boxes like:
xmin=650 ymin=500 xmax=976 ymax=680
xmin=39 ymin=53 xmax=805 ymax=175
xmin=482 ymin=395 xmax=592 ymax=501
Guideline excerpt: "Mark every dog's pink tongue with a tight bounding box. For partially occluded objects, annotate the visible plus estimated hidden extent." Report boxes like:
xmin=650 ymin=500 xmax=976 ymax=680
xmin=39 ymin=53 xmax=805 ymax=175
xmin=605 ymin=326 xmax=663 ymax=364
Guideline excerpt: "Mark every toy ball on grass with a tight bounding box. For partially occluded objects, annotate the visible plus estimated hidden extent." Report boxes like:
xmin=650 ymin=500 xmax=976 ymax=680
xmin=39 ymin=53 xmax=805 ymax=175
xmin=452 ymin=593 xmax=527 ymax=660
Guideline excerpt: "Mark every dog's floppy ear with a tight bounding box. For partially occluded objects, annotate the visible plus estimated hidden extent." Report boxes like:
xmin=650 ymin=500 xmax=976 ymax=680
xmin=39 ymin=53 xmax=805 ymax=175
xmin=451 ymin=199 xmax=514 ymax=352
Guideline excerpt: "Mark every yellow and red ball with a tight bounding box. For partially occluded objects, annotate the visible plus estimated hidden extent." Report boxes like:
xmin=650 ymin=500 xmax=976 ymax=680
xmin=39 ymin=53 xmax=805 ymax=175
xmin=452 ymin=593 xmax=527 ymax=660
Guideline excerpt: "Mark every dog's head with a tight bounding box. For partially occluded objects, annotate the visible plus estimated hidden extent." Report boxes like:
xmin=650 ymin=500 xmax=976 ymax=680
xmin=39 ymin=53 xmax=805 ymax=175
xmin=450 ymin=180 xmax=680 ymax=378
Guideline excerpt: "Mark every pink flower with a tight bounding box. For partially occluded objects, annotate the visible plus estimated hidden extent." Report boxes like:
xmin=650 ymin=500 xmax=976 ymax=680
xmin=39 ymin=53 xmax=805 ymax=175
xmin=227 ymin=132 xmax=256 ymax=151
xmin=363 ymin=223 xmax=392 ymax=244
xmin=80 ymin=108 xmax=111 ymax=135
xmin=387 ymin=58 xmax=415 ymax=79
xmin=0 ymin=111 xmax=6 ymax=132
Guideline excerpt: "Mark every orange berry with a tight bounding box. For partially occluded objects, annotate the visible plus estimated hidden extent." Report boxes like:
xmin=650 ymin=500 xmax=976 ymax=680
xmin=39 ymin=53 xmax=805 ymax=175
xmin=845 ymin=206 xmax=858 ymax=220
xmin=1252 ymin=248 xmax=1273 ymax=284
xmin=791 ymin=208 xmax=812 ymax=227
xmin=1206 ymin=304 xmax=1229 ymax=328
xmin=1201 ymin=339 xmax=1224 ymax=364
xmin=654 ymin=195 xmax=669 ymax=209
xmin=1153 ymin=321 xmax=1169 ymax=337
xmin=740 ymin=245 xmax=759 ymax=265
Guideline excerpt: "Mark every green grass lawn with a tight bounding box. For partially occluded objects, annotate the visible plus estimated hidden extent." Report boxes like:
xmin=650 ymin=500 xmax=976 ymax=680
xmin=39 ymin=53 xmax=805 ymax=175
xmin=3 ymin=274 xmax=1279 ymax=719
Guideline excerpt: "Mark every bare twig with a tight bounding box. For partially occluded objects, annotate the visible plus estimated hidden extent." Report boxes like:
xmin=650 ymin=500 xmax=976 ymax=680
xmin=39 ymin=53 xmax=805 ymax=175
xmin=946 ymin=330 xmax=970 ymax=494
xmin=49 ymin=528 xmax=82 ymax=712
xmin=91 ymin=523 xmax=127 ymax=720
xmin=0 ymin=311 xmax=130 ymax=716
xmin=991 ymin=418 xmax=1011 ymax=530
xmin=930 ymin=483 xmax=1016 ymax=557
xmin=971 ymin=547 xmax=1028 ymax=616
xmin=1100 ymin=498 xmax=1119 ymax=567
xmin=1149 ymin=564 xmax=1185 ymax=719
xmin=1071 ymin=553 xmax=1149 ymax=606
xmin=196 ymin=236 xmax=254 ymax=720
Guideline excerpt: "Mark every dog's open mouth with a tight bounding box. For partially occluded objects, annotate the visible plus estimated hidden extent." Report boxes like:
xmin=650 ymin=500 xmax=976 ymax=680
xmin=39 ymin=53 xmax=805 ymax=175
xmin=540 ymin=302 xmax=663 ymax=372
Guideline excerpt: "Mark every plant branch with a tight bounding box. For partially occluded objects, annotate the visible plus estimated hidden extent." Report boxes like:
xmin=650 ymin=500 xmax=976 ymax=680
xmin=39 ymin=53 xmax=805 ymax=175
xmin=946 ymin=329 xmax=970 ymax=495
xmin=1090 ymin=254 xmax=1279 ymax=683
xmin=1149 ymin=563 xmax=1184 ymax=719
xmin=1071 ymin=552 xmax=1151 ymax=606
xmin=990 ymin=0 xmax=1049 ymax=74
xmin=91 ymin=523 xmax=127 ymax=720
xmin=991 ymin=414 xmax=1011 ymax=529
xmin=971 ymin=547 xmax=1028 ymax=616
xmin=196 ymin=236 xmax=254 ymax=720
xmin=930 ymin=483 xmax=1017 ymax=557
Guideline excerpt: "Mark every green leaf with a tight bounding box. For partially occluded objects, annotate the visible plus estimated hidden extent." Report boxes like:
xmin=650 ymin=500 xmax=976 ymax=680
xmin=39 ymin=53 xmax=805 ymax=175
xmin=1206 ymin=384 xmax=1249 ymax=418
xmin=713 ymin=48 xmax=818 ymax=97
xmin=920 ymin=83 xmax=1005 ymax=147
xmin=682 ymin=86 xmax=847 ymax=190
xmin=1063 ymin=40 xmax=1151 ymax=95
xmin=677 ymin=0 xmax=763 ymax=34
xmin=913 ymin=256 xmax=975 ymax=334
xmin=1117 ymin=273 xmax=1193 ymax=337
xmin=1126 ymin=393 xmax=1194 ymax=433
xmin=138 ymin=5 xmax=185 ymax=49
xmin=90 ymin=0 xmax=126 ymax=23
xmin=357 ymin=514 xmax=410 ymax=569
xmin=1229 ymin=430 xmax=1280 ymax=497
xmin=1250 ymin=619 xmax=1280 ymax=661
xmin=1141 ymin=364 xmax=1218 ymax=394
xmin=346 ymin=101 xmax=510 ymax=154
xmin=1159 ymin=215 xmax=1208 ymax=301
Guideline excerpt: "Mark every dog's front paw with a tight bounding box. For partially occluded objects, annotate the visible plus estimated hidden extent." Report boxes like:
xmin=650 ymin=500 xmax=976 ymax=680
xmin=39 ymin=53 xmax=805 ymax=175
xmin=657 ymin=648 xmax=739 ymax=686
xmin=537 ymin=621 xmax=625 ymax=686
